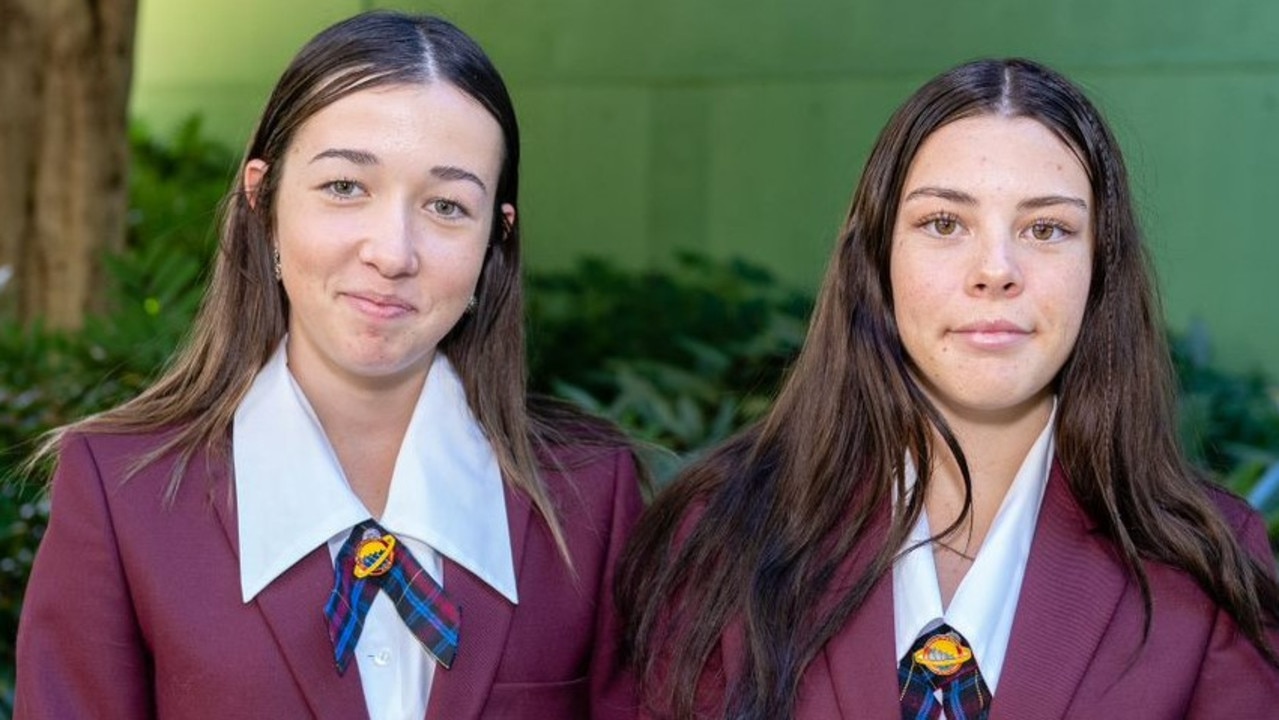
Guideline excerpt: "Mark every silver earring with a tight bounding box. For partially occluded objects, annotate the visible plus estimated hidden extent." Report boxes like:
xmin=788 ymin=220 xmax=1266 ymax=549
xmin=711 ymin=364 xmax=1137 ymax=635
xmin=466 ymin=295 xmax=478 ymax=314
xmin=272 ymin=247 xmax=282 ymax=281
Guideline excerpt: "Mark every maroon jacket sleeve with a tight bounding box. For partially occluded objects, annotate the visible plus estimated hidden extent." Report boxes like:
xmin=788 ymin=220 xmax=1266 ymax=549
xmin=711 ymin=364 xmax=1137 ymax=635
xmin=15 ymin=434 xmax=155 ymax=719
xmin=589 ymin=448 xmax=645 ymax=720
xmin=1185 ymin=493 xmax=1279 ymax=718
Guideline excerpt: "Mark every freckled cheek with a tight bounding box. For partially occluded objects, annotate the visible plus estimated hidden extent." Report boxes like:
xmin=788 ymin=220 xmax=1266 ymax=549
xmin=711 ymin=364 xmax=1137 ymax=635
xmin=1045 ymin=275 xmax=1091 ymax=335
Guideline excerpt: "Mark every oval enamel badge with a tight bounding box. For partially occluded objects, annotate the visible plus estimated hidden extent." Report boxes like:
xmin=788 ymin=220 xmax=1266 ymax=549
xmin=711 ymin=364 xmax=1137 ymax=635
xmin=353 ymin=534 xmax=397 ymax=579
xmin=913 ymin=632 xmax=972 ymax=676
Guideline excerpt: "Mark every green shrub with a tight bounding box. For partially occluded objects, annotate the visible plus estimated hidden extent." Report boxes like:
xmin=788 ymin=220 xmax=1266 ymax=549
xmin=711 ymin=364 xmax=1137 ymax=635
xmin=1173 ymin=321 xmax=1279 ymax=473
xmin=528 ymin=253 xmax=810 ymax=481
xmin=1172 ymin=321 xmax=1279 ymax=531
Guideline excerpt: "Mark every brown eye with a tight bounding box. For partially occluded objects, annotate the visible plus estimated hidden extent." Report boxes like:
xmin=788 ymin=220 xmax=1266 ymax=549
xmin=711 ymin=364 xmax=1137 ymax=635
xmin=932 ymin=217 xmax=957 ymax=235
xmin=1030 ymin=222 xmax=1058 ymax=241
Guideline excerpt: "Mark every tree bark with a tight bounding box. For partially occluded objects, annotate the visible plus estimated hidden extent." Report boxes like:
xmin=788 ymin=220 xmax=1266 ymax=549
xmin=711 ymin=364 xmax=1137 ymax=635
xmin=0 ymin=0 xmax=137 ymax=329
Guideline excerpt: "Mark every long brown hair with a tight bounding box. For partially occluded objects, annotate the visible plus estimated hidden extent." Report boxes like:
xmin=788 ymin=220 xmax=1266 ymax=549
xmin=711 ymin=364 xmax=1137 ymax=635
xmin=617 ymin=57 xmax=1279 ymax=718
xmin=31 ymin=11 xmax=600 ymax=557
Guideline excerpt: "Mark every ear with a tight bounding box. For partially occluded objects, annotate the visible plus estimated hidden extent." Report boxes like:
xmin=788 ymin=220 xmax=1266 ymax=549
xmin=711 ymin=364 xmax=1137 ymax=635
xmin=499 ymin=203 xmax=516 ymax=240
xmin=243 ymin=159 xmax=269 ymax=210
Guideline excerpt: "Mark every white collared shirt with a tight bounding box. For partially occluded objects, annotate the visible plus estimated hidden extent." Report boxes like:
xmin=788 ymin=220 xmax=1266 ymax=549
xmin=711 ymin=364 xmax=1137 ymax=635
xmin=233 ymin=342 xmax=517 ymax=720
xmin=892 ymin=407 xmax=1055 ymax=695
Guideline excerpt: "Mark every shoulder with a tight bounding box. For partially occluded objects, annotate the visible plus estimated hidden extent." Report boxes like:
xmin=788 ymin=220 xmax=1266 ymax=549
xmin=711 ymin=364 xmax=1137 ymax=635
xmin=528 ymin=394 xmax=645 ymax=495
xmin=52 ymin=427 xmax=171 ymax=480
xmin=539 ymin=442 xmax=638 ymax=476
xmin=59 ymin=423 xmax=182 ymax=454
xmin=1203 ymin=482 xmax=1260 ymax=528
xmin=50 ymin=423 xmax=226 ymax=508
xmin=536 ymin=442 xmax=643 ymax=515
xmin=1202 ymin=482 xmax=1272 ymax=566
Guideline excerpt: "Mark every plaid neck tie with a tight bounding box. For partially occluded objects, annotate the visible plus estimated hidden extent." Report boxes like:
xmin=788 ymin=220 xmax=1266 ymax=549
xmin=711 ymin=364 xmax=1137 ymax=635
xmin=898 ymin=623 xmax=990 ymax=720
xmin=324 ymin=519 xmax=461 ymax=674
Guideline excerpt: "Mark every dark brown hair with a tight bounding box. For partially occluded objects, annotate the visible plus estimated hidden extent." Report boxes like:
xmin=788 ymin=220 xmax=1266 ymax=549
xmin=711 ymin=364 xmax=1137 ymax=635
xmin=32 ymin=11 xmax=608 ymax=556
xmin=617 ymin=57 xmax=1279 ymax=719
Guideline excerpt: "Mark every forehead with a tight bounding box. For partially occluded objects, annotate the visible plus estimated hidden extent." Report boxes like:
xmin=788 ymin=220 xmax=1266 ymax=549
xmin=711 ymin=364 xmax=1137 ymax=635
xmin=286 ymin=81 xmax=505 ymax=179
xmin=903 ymin=115 xmax=1092 ymax=201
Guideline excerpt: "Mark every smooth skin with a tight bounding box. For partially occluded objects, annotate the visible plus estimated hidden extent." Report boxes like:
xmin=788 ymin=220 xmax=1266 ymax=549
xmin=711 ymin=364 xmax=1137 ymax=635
xmin=890 ymin=115 xmax=1093 ymax=604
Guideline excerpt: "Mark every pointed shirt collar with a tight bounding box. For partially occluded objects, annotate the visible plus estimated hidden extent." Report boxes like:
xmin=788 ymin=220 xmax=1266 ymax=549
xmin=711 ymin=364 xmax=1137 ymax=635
xmin=233 ymin=341 xmax=517 ymax=605
xmin=892 ymin=402 xmax=1055 ymax=693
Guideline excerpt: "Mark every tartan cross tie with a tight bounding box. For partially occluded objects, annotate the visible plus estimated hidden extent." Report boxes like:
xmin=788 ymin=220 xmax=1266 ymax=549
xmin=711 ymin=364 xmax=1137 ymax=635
xmin=324 ymin=519 xmax=461 ymax=674
xmin=898 ymin=623 xmax=990 ymax=720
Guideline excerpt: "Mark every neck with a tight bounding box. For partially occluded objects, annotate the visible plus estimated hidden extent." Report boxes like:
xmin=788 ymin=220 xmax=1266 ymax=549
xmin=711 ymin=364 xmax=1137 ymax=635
xmin=921 ymin=394 xmax=1053 ymax=607
xmin=288 ymin=350 xmax=432 ymax=518
xmin=923 ymin=393 xmax=1053 ymax=549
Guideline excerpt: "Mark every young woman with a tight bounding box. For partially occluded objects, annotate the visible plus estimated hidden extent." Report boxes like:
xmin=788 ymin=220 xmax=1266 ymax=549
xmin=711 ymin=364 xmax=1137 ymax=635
xmin=16 ymin=12 xmax=641 ymax=720
xmin=618 ymin=58 xmax=1279 ymax=719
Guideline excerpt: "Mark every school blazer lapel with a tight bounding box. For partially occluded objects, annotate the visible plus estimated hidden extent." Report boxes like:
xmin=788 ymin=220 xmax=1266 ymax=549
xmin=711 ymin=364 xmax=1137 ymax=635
xmin=991 ymin=461 xmax=1127 ymax=719
xmin=819 ymin=505 xmax=901 ymax=719
xmin=212 ymin=472 xmax=370 ymax=719
xmin=426 ymin=485 xmax=532 ymax=720
xmin=820 ymin=570 xmax=900 ymax=718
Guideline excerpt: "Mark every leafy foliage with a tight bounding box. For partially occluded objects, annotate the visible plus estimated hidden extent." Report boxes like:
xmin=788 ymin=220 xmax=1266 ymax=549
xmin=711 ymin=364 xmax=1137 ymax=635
xmin=528 ymin=254 xmax=810 ymax=478
xmin=1174 ymin=321 xmax=1279 ymax=470
xmin=1172 ymin=321 xmax=1279 ymax=531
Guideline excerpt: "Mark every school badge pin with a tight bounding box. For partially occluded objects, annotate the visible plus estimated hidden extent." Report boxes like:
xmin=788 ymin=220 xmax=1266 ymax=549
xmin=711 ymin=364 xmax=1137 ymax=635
xmin=913 ymin=632 xmax=972 ymax=676
xmin=353 ymin=532 xmax=397 ymax=579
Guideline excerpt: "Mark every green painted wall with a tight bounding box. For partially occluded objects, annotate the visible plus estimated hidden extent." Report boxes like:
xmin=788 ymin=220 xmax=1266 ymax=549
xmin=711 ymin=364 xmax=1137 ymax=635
xmin=132 ymin=0 xmax=1279 ymax=378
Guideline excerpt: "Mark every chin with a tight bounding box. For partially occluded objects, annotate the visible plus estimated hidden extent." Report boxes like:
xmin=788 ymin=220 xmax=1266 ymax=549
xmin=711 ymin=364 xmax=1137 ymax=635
xmin=966 ymin=393 xmax=1052 ymax=418
xmin=341 ymin=350 xmax=429 ymax=380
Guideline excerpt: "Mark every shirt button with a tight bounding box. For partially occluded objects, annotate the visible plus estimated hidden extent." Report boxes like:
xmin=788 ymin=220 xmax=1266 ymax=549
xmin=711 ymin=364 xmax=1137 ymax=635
xmin=374 ymin=649 xmax=392 ymax=666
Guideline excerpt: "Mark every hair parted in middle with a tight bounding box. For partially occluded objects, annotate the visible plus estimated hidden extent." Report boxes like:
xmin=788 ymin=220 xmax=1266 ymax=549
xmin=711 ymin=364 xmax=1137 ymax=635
xmin=43 ymin=11 xmax=598 ymax=559
xmin=617 ymin=57 xmax=1278 ymax=720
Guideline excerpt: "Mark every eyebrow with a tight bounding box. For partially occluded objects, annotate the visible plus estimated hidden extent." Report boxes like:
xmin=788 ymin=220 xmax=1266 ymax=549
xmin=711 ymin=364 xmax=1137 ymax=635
xmin=902 ymin=186 xmax=1088 ymax=211
xmin=310 ymin=148 xmax=378 ymax=166
xmin=431 ymin=165 xmax=488 ymax=194
xmin=309 ymin=149 xmax=488 ymax=194
xmin=902 ymin=187 xmax=976 ymax=205
xmin=1016 ymin=194 xmax=1088 ymax=212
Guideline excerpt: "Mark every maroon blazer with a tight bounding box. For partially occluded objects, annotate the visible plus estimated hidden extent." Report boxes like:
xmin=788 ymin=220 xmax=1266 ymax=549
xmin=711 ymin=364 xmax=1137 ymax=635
xmin=671 ymin=462 xmax=1279 ymax=719
xmin=16 ymin=430 xmax=643 ymax=719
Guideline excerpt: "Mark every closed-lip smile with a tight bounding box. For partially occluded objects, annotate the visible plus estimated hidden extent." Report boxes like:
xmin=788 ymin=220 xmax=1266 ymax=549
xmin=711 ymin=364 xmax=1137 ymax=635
xmin=343 ymin=291 xmax=417 ymax=318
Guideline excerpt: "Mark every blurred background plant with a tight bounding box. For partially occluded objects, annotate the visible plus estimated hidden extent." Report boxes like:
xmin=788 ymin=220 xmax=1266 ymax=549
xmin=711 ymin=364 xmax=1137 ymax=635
xmin=2 ymin=120 xmax=1278 ymax=714
xmin=0 ymin=117 xmax=229 ymax=713
xmin=1173 ymin=321 xmax=1279 ymax=534
xmin=527 ymin=254 xmax=811 ymax=480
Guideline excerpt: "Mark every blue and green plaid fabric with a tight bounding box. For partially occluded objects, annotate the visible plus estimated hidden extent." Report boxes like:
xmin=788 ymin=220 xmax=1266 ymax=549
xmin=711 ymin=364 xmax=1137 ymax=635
xmin=324 ymin=520 xmax=461 ymax=673
xmin=898 ymin=623 xmax=990 ymax=720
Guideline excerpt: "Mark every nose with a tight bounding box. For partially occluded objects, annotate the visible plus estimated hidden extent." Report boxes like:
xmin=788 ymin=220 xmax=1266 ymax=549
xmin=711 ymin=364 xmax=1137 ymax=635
xmin=967 ymin=233 xmax=1022 ymax=298
xmin=358 ymin=202 xmax=419 ymax=278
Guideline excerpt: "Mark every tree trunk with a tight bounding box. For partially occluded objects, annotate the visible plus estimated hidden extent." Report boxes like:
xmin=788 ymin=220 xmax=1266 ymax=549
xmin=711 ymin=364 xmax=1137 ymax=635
xmin=0 ymin=0 xmax=137 ymax=329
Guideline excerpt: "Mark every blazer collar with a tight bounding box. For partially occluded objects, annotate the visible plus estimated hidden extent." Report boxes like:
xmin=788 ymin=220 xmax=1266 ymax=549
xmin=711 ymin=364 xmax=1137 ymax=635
xmin=234 ymin=342 xmax=517 ymax=605
xmin=217 ymin=455 xmax=535 ymax=720
xmin=989 ymin=460 xmax=1127 ymax=719
xmin=212 ymin=464 xmax=370 ymax=719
